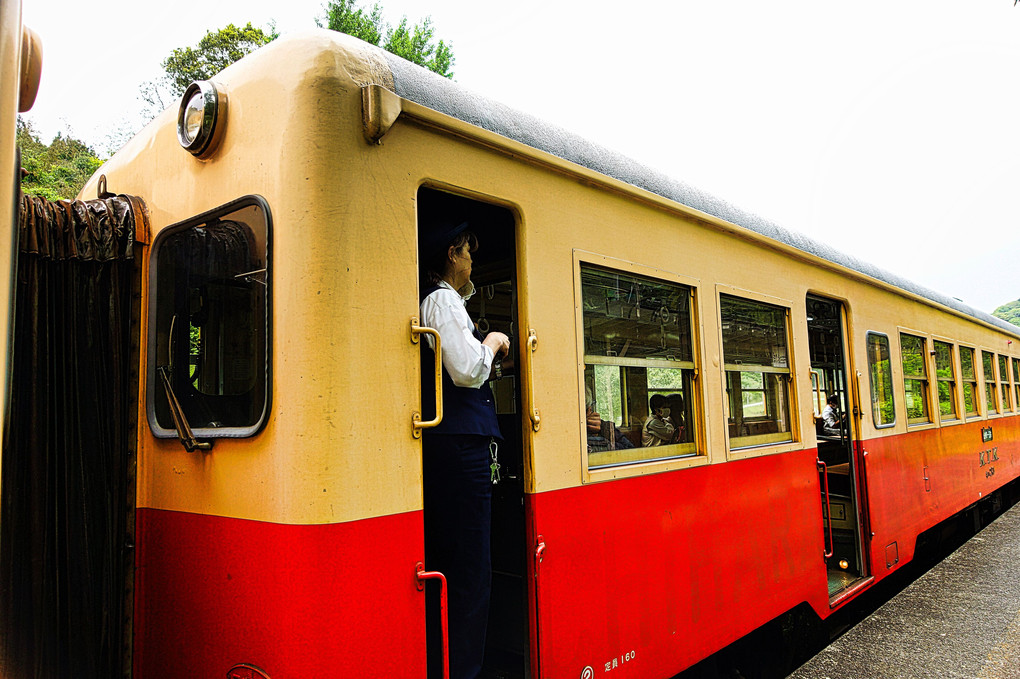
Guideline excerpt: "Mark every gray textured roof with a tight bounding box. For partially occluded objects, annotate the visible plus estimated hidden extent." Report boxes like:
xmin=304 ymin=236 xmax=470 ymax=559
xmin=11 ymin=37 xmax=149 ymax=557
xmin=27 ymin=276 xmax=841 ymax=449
xmin=383 ymin=53 xmax=1020 ymax=337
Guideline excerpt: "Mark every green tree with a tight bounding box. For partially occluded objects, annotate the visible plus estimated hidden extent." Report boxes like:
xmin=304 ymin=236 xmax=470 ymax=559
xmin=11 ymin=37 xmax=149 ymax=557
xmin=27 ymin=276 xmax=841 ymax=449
xmin=140 ymin=22 xmax=277 ymax=117
xmin=993 ymin=299 xmax=1020 ymax=327
xmin=317 ymin=0 xmax=455 ymax=78
xmin=17 ymin=117 xmax=103 ymax=201
xmin=319 ymin=0 xmax=384 ymax=44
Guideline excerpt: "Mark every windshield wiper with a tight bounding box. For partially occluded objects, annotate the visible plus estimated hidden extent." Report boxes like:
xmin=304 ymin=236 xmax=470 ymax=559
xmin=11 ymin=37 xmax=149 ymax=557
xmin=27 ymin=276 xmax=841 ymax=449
xmin=158 ymin=365 xmax=212 ymax=452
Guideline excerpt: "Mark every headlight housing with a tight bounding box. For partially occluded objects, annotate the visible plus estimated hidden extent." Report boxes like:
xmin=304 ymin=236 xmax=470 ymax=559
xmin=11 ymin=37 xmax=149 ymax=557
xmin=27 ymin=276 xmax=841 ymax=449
xmin=177 ymin=81 xmax=225 ymax=157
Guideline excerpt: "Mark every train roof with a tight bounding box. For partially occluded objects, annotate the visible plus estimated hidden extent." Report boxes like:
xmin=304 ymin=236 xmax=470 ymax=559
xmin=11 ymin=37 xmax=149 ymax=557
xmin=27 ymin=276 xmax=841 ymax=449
xmin=378 ymin=47 xmax=1020 ymax=337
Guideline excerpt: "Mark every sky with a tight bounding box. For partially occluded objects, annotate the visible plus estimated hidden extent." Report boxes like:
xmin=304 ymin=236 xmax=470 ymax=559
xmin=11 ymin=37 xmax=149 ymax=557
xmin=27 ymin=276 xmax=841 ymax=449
xmin=20 ymin=0 xmax=1020 ymax=314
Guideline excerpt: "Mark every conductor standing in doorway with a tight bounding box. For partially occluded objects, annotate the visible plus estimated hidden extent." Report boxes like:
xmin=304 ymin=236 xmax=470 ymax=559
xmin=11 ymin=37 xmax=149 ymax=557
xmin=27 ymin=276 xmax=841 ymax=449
xmin=419 ymin=221 xmax=510 ymax=679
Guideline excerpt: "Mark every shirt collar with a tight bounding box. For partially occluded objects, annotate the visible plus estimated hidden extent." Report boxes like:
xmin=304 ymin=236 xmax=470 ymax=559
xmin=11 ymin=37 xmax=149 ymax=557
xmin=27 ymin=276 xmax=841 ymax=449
xmin=438 ymin=279 xmax=476 ymax=304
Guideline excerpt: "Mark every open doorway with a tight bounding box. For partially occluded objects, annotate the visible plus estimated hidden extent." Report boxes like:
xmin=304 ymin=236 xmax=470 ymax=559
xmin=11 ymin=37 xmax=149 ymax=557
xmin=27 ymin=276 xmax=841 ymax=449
xmin=417 ymin=187 xmax=528 ymax=678
xmin=806 ymin=295 xmax=868 ymax=598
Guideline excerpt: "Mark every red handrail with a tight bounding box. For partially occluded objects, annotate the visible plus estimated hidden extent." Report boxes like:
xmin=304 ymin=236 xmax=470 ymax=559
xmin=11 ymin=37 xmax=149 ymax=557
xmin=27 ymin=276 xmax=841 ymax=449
xmin=817 ymin=460 xmax=834 ymax=559
xmin=415 ymin=563 xmax=449 ymax=679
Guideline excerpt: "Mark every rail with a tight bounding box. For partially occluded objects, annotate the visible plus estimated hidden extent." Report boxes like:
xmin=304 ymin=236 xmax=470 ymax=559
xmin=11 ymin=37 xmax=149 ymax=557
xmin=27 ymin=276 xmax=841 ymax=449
xmin=415 ymin=563 xmax=449 ymax=679
xmin=818 ymin=459 xmax=834 ymax=559
xmin=411 ymin=318 xmax=443 ymax=438
xmin=526 ymin=328 xmax=540 ymax=431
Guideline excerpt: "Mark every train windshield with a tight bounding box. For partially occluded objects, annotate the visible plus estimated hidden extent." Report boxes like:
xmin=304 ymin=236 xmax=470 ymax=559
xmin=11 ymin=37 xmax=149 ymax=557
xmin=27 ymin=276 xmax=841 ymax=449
xmin=147 ymin=196 xmax=271 ymax=440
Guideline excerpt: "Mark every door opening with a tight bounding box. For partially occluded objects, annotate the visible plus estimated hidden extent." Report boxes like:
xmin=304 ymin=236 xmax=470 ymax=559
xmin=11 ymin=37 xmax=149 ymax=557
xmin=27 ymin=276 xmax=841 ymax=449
xmin=417 ymin=187 xmax=528 ymax=678
xmin=806 ymin=295 xmax=869 ymax=598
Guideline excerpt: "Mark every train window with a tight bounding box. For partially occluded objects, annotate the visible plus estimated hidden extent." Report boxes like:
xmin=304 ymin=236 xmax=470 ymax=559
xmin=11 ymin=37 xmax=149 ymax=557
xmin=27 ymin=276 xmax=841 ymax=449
xmin=960 ymin=346 xmax=979 ymax=418
xmin=866 ymin=333 xmax=896 ymax=428
xmin=933 ymin=340 xmax=957 ymax=421
xmin=900 ymin=333 xmax=931 ymax=425
xmin=720 ymin=295 xmax=793 ymax=448
xmin=580 ymin=264 xmax=699 ymax=468
xmin=998 ymin=354 xmax=1012 ymax=412
xmin=148 ymin=196 xmax=271 ymax=441
xmin=982 ymin=351 xmax=998 ymax=415
xmin=1013 ymin=358 xmax=1020 ymax=410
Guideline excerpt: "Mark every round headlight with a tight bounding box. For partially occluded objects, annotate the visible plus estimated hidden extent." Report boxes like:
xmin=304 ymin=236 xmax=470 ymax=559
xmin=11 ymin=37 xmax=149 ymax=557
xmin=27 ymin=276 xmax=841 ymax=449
xmin=177 ymin=81 xmax=223 ymax=156
xmin=181 ymin=91 xmax=205 ymax=144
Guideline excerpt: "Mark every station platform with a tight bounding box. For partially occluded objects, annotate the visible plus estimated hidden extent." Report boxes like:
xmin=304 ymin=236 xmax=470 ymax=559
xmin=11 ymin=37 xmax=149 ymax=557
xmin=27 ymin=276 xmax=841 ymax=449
xmin=789 ymin=500 xmax=1020 ymax=679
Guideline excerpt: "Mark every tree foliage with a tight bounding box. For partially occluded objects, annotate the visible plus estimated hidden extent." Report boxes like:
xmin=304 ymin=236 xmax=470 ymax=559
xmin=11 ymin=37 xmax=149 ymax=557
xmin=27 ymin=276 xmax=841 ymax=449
xmin=993 ymin=299 xmax=1020 ymax=327
xmin=317 ymin=0 xmax=455 ymax=78
xmin=137 ymin=6 xmax=454 ymax=124
xmin=17 ymin=117 xmax=103 ymax=201
xmin=319 ymin=0 xmax=384 ymax=45
xmin=163 ymin=23 xmax=278 ymax=94
xmin=140 ymin=23 xmax=277 ymax=116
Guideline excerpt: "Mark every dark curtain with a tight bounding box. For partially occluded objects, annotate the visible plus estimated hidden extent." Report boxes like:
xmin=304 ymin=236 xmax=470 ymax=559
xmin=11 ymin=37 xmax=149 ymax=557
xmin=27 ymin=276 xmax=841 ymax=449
xmin=0 ymin=194 xmax=142 ymax=679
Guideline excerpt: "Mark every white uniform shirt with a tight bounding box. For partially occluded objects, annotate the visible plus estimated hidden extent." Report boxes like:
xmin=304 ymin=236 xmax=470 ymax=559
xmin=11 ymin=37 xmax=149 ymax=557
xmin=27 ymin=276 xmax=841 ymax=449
xmin=420 ymin=280 xmax=494 ymax=388
xmin=822 ymin=404 xmax=840 ymax=429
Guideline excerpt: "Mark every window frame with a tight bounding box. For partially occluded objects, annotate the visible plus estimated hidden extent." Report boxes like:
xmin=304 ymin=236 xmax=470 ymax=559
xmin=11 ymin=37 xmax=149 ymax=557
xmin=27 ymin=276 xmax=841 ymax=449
xmin=998 ymin=353 xmax=1013 ymax=413
xmin=866 ymin=331 xmax=897 ymax=430
xmin=574 ymin=251 xmax=708 ymax=483
xmin=981 ymin=349 xmax=999 ymax=417
xmin=959 ymin=345 xmax=980 ymax=420
xmin=899 ymin=330 xmax=933 ymax=427
xmin=1013 ymin=357 xmax=1020 ymax=412
xmin=932 ymin=337 xmax=959 ymax=425
xmin=146 ymin=195 xmax=273 ymax=441
xmin=717 ymin=285 xmax=800 ymax=459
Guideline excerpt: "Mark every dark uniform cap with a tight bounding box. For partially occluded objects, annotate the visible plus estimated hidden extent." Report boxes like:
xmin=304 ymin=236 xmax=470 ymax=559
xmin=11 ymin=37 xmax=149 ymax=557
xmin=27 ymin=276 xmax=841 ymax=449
xmin=420 ymin=220 xmax=469 ymax=261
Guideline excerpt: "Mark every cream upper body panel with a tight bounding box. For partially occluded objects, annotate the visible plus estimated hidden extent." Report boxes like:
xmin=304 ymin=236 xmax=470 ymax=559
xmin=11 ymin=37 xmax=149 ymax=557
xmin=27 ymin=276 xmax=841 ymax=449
xmin=83 ymin=31 xmax=421 ymax=526
xmin=79 ymin=29 xmax=1020 ymax=521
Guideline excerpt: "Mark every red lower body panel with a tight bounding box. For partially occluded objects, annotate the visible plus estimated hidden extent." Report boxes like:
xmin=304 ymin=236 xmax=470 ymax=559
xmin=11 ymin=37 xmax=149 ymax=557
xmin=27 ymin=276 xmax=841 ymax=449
xmin=526 ymin=418 xmax=1020 ymax=678
xmin=133 ymin=418 xmax=1020 ymax=679
xmin=133 ymin=508 xmax=425 ymax=678
xmin=527 ymin=449 xmax=828 ymax=679
xmin=862 ymin=417 xmax=1020 ymax=570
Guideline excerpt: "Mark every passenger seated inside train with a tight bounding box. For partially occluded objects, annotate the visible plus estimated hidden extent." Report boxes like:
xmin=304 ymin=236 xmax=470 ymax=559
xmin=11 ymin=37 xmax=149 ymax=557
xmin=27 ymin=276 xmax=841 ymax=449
xmin=642 ymin=394 xmax=677 ymax=447
xmin=821 ymin=394 xmax=843 ymax=436
xmin=664 ymin=392 xmax=687 ymax=443
xmin=816 ymin=394 xmax=850 ymax=466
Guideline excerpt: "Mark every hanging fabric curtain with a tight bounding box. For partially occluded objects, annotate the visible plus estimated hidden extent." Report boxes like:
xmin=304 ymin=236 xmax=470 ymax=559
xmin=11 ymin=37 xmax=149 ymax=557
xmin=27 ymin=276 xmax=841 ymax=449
xmin=1 ymin=192 xmax=145 ymax=679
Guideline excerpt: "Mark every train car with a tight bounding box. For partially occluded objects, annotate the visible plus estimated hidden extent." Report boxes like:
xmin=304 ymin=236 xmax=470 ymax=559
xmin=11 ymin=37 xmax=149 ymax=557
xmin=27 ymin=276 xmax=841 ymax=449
xmin=5 ymin=27 xmax=1020 ymax=679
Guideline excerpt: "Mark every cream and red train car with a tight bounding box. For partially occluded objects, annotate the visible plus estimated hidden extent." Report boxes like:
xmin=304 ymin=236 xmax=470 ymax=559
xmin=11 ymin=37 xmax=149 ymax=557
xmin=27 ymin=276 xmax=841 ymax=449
xmin=15 ymin=28 xmax=1020 ymax=678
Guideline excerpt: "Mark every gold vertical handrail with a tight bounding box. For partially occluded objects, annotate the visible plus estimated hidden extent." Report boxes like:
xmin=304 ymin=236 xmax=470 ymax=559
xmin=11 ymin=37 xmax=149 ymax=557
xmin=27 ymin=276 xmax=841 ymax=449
xmin=526 ymin=328 xmax=540 ymax=432
xmin=411 ymin=318 xmax=443 ymax=438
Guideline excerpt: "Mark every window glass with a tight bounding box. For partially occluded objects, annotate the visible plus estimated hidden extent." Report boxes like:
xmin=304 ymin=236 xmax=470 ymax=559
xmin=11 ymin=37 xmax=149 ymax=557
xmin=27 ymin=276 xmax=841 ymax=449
xmin=999 ymin=354 xmax=1012 ymax=412
xmin=1014 ymin=358 xmax=1020 ymax=411
xmin=982 ymin=351 xmax=997 ymax=415
xmin=933 ymin=340 xmax=957 ymax=421
xmin=960 ymin=346 xmax=979 ymax=418
xmin=581 ymin=265 xmax=698 ymax=468
xmin=149 ymin=198 xmax=271 ymax=439
xmin=867 ymin=333 xmax=895 ymax=427
xmin=900 ymin=333 xmax=930 ymax=425
xmin=720 ymin=295 xmax=793 ymax=448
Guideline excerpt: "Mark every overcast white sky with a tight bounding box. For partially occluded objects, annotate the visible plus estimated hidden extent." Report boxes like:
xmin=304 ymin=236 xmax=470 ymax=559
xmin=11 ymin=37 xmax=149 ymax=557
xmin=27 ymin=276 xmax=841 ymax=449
xmin=20 ymin=0 xmax=1020 ymax=313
